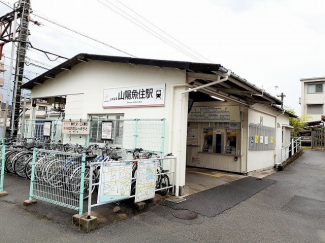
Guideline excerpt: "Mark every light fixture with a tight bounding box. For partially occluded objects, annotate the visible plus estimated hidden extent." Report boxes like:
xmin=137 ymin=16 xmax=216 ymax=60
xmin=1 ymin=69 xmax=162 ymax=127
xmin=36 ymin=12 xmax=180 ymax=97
xmin=211 ymin=95 xmax=225 ymax=101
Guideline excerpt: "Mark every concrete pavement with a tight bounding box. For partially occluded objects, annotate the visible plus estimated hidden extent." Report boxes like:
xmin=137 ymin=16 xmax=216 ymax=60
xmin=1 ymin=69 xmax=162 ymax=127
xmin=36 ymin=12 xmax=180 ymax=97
xmin=0 ymin=150 xmax=325 ymax=242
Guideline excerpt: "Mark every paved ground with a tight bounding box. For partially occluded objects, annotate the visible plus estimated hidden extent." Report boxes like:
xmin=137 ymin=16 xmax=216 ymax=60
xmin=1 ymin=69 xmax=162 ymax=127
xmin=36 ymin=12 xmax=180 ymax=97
xmin=1 ymin=150 xmax=325 ymax=242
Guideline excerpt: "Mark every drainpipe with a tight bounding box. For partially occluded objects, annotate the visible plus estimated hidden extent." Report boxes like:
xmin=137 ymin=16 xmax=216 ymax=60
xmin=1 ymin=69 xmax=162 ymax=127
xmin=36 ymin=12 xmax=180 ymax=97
xmin=168 ymin=83 xmax=192 ymax=154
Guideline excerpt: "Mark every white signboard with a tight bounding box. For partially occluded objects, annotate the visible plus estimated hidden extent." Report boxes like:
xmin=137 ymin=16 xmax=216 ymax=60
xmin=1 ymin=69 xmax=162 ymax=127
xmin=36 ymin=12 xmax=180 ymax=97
xmin=188 ymin=106 xmax=240 ymax=122
xmin=43 ymin=122 xmax=52 ymax=137
xmin=62 ymin=121 xmax=90 ymax=135
xmin=265 ymin=136 xmax=269 ymax=145
xmin=103 ymin=84 xmax=165 ymax=108
xmin=98 ymin=162 xmax=133 ymax=203
xmin=135 ymin=160 xmax=157 ymax=203
xmin=101 ymin=121 xmax=113 ymax=140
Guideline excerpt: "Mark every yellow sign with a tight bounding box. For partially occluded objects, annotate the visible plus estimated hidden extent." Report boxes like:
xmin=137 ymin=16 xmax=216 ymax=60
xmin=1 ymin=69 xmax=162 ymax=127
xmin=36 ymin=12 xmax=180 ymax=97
xmin=270 ymin=137 xmax=274 ymax=144
xmin=255 ymin=135 xmax=259 ymax=144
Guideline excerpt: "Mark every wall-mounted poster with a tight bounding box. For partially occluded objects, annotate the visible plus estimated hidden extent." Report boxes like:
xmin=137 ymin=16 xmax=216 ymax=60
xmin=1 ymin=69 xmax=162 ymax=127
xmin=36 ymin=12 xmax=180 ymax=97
xmin=102 ymin=121 xmax=113 ymax=140
xmin=62 ymin=121 xmax=90 ymax=135
xmin=43 ymin=122 xmax=52 ymax=137
xmin=103 ymin=84 xmax=165 ymax=108
xmin=260 ymin=136 xmax=264 ymax=144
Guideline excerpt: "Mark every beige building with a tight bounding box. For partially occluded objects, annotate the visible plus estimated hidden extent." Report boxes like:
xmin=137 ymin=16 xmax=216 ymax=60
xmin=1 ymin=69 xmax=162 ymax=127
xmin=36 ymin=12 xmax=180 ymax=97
xmin=300 ymin=77 xmax=325 ymax=121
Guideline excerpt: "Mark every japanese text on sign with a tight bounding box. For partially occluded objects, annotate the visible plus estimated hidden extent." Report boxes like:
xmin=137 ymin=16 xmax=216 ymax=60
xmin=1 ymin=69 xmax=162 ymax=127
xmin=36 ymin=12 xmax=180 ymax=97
xmin=188 ymin=106 xmax=240 ymax=122
xmin=103 ymin=84 xmax=165 ymax=108
xmin=62 ymin=121 xmax=90 ymax=135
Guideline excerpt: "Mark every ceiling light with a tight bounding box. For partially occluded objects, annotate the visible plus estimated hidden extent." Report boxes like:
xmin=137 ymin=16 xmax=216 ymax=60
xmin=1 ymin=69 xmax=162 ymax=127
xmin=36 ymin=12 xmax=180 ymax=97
xmin=211 ymin=95 xmax=225 ymax=101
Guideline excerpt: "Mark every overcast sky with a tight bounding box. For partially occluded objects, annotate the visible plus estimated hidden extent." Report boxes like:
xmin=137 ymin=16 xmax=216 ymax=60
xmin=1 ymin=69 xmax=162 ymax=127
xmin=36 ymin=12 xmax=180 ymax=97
xmin=1 ymin=0 xmax=325 ymax=115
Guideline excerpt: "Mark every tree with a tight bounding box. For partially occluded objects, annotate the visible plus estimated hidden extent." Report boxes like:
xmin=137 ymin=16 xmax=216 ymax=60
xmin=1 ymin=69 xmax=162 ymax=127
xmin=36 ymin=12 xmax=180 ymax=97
xmin=285 ymin=107 xmax=310 ymax=137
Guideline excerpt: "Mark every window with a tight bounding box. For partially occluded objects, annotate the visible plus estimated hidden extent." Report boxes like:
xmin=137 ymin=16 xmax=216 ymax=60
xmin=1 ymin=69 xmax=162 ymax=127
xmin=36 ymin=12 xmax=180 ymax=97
xmin=307 ymin=84 xmax=323 ymax=94
xmin=89 ymin=114 xmax=124 ymax=144
xmin=38 ymin=106 xmax=47 ymax=111
xmin=307 ymin=104 xmax=323 ymax=115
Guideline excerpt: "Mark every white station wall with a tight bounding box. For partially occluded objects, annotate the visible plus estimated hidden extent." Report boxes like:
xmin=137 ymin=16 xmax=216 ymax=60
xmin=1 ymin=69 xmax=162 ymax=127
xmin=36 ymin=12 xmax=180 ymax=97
xmin=247 ymin=105 xmax=276 ymax=172
xmin=31 ymin=61 xmax=189 ymax=187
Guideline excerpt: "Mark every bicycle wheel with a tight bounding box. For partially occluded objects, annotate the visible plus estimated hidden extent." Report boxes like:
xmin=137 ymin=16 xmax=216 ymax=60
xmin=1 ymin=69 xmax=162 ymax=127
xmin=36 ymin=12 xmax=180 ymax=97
xmin=44 ymin=159 xmax=64 ymax=188
xmin=24 ymin=157 xmax=34 ymax=180
xmin=69 ymin=166 xmax=97 ymax=200
xmin=6 ymin=151 xmax=24 ymax=174
xmin=159 ymin=175 xmax=170 ymax=196
xmin=4 ymin=150 xmax=16 ymax=173
xmin=14 ymin=152 xmax=32 ymax=177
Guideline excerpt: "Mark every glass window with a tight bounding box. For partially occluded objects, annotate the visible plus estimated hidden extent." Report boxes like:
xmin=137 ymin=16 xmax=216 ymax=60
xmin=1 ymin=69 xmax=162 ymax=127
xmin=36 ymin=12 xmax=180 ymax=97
xmin=225 ymin=131 xmax=237 ymax=154
xmin=89 ymin=114 xmax=124 ymax=144
xmin=38 ymin=106 xmax=47 ymax=111
xmin=202 ymin=128 xmax=213 ymax=152
xmin=316 ymin=84 xmax=323 ymax=93
xmin=307 ymin=84 xmax=323 ymax=94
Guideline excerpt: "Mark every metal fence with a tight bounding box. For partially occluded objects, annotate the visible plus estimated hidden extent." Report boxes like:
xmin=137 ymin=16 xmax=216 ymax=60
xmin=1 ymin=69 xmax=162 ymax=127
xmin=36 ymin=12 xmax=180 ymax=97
xmin=88 ymin=118 xmax=166 ymax=154
xmin=280 ymin=137 xmax=301 ymax=164
xmin=22 ymin=119 xmax=63 ymax=142
xmin=86 ymin=156 xmax=177 ymax=218
xmin=29 ymin=149 xmax=86 ymax=215
xmin=21 ymin=118 xmax=166 ymax=155
xmin=0 ymin=145 xmax=5 ymax=192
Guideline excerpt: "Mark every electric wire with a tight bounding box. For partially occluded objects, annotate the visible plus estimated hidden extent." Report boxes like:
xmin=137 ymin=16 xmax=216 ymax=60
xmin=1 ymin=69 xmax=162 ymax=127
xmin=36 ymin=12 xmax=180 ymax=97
xmin=32 ymin=20 xmax=116 ymax=56
xmin=97 ymin=0 xmax=203 ymax=62
xmin=0 ymin=0 xmax=13 ymax=10
xmin=114 ymin=0 xmax=212 ymax=63
xmin=31 ymin=11 xmax=136 ymax=57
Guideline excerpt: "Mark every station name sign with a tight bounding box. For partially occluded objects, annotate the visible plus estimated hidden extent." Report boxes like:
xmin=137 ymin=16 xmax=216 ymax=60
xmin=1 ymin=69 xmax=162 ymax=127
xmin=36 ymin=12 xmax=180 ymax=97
xmin=103 ymin=84 xmax=165 ymax=108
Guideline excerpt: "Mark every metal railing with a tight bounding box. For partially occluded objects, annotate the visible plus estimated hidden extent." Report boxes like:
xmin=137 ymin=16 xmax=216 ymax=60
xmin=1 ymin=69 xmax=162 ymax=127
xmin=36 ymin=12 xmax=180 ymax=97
xmin=28 ymin=149 xmax=86 ymax=215
xmin=86 ymin=156 xmax=177 ymax=218
xmin=0 ymin=145 xmax=5 ymax=192
xmin=21 ymin=118 xmax=166 ymax=155
xmin=280 ymin=137 xmax=301 ymax=165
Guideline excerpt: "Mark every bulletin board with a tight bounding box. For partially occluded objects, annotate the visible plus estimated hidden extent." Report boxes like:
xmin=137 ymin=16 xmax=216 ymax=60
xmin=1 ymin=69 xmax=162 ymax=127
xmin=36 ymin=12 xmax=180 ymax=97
xmin=248 ymin=124 xmax=275 ymax=151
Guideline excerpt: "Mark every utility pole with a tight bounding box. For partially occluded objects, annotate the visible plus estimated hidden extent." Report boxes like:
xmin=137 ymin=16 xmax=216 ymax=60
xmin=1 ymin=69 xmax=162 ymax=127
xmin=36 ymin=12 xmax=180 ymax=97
xmin=0 ymin=0 xmax=31 ymax=137
xmin=277 ymin=92 xmax=286 ymax=109
xmin=11 ymin=0 xmax=31 ymax=137
xmin=0 ymin=1 xmax=19 ymax=138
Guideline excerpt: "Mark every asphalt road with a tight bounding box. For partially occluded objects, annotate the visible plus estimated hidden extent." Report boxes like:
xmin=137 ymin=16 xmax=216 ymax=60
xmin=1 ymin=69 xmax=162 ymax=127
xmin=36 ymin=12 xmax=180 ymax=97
xmin=1 ymin=150 xmax=325 ymax=243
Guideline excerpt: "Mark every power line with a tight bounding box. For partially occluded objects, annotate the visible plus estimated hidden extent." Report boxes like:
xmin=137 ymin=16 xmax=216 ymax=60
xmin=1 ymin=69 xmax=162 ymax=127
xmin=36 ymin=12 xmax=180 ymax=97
xmin=31 ymin=11 xmax=136 ymax=57
xmin=114 ymin=0 xmax=212 ymax=62
xmin=35 ymin=20 xmax=118 ymax=56
xmin=0 ymin=0 xmax=13 ymax=9
xmin=97 ymin=0 xmax=203 ymax=62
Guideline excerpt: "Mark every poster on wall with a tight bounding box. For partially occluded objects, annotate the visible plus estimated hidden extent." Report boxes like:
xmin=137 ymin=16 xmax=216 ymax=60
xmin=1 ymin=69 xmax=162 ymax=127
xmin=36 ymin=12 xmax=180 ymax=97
xmin=255 ymin=135 xmax=259 ymax=144
xmin=43 ymin=122 xmax=52 ymax=137
xmin=135 ymin=160 xmax=157 ymax=203
xmin=97 ymin=162 xmax=133 ymax=203
xmin=188 ymin=106 xmax=240 ymax=122
xmin=260 ymin=136 xmax=264 ymax=144
xmin=62 ymin=121 xmax=90 ymax=135
xmin=103 ymin=84 xmax=165 ymax=108
xmin=101 ymin=121 xmax=113 ymax=140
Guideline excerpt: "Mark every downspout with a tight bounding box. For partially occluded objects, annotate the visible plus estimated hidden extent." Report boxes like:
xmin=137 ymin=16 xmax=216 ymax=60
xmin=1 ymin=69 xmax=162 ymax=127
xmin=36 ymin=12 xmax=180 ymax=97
xmin=168 ymin=83 xmax=192 ymax=154
xmin=275 ymin=109 xmax=285 ymax=169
